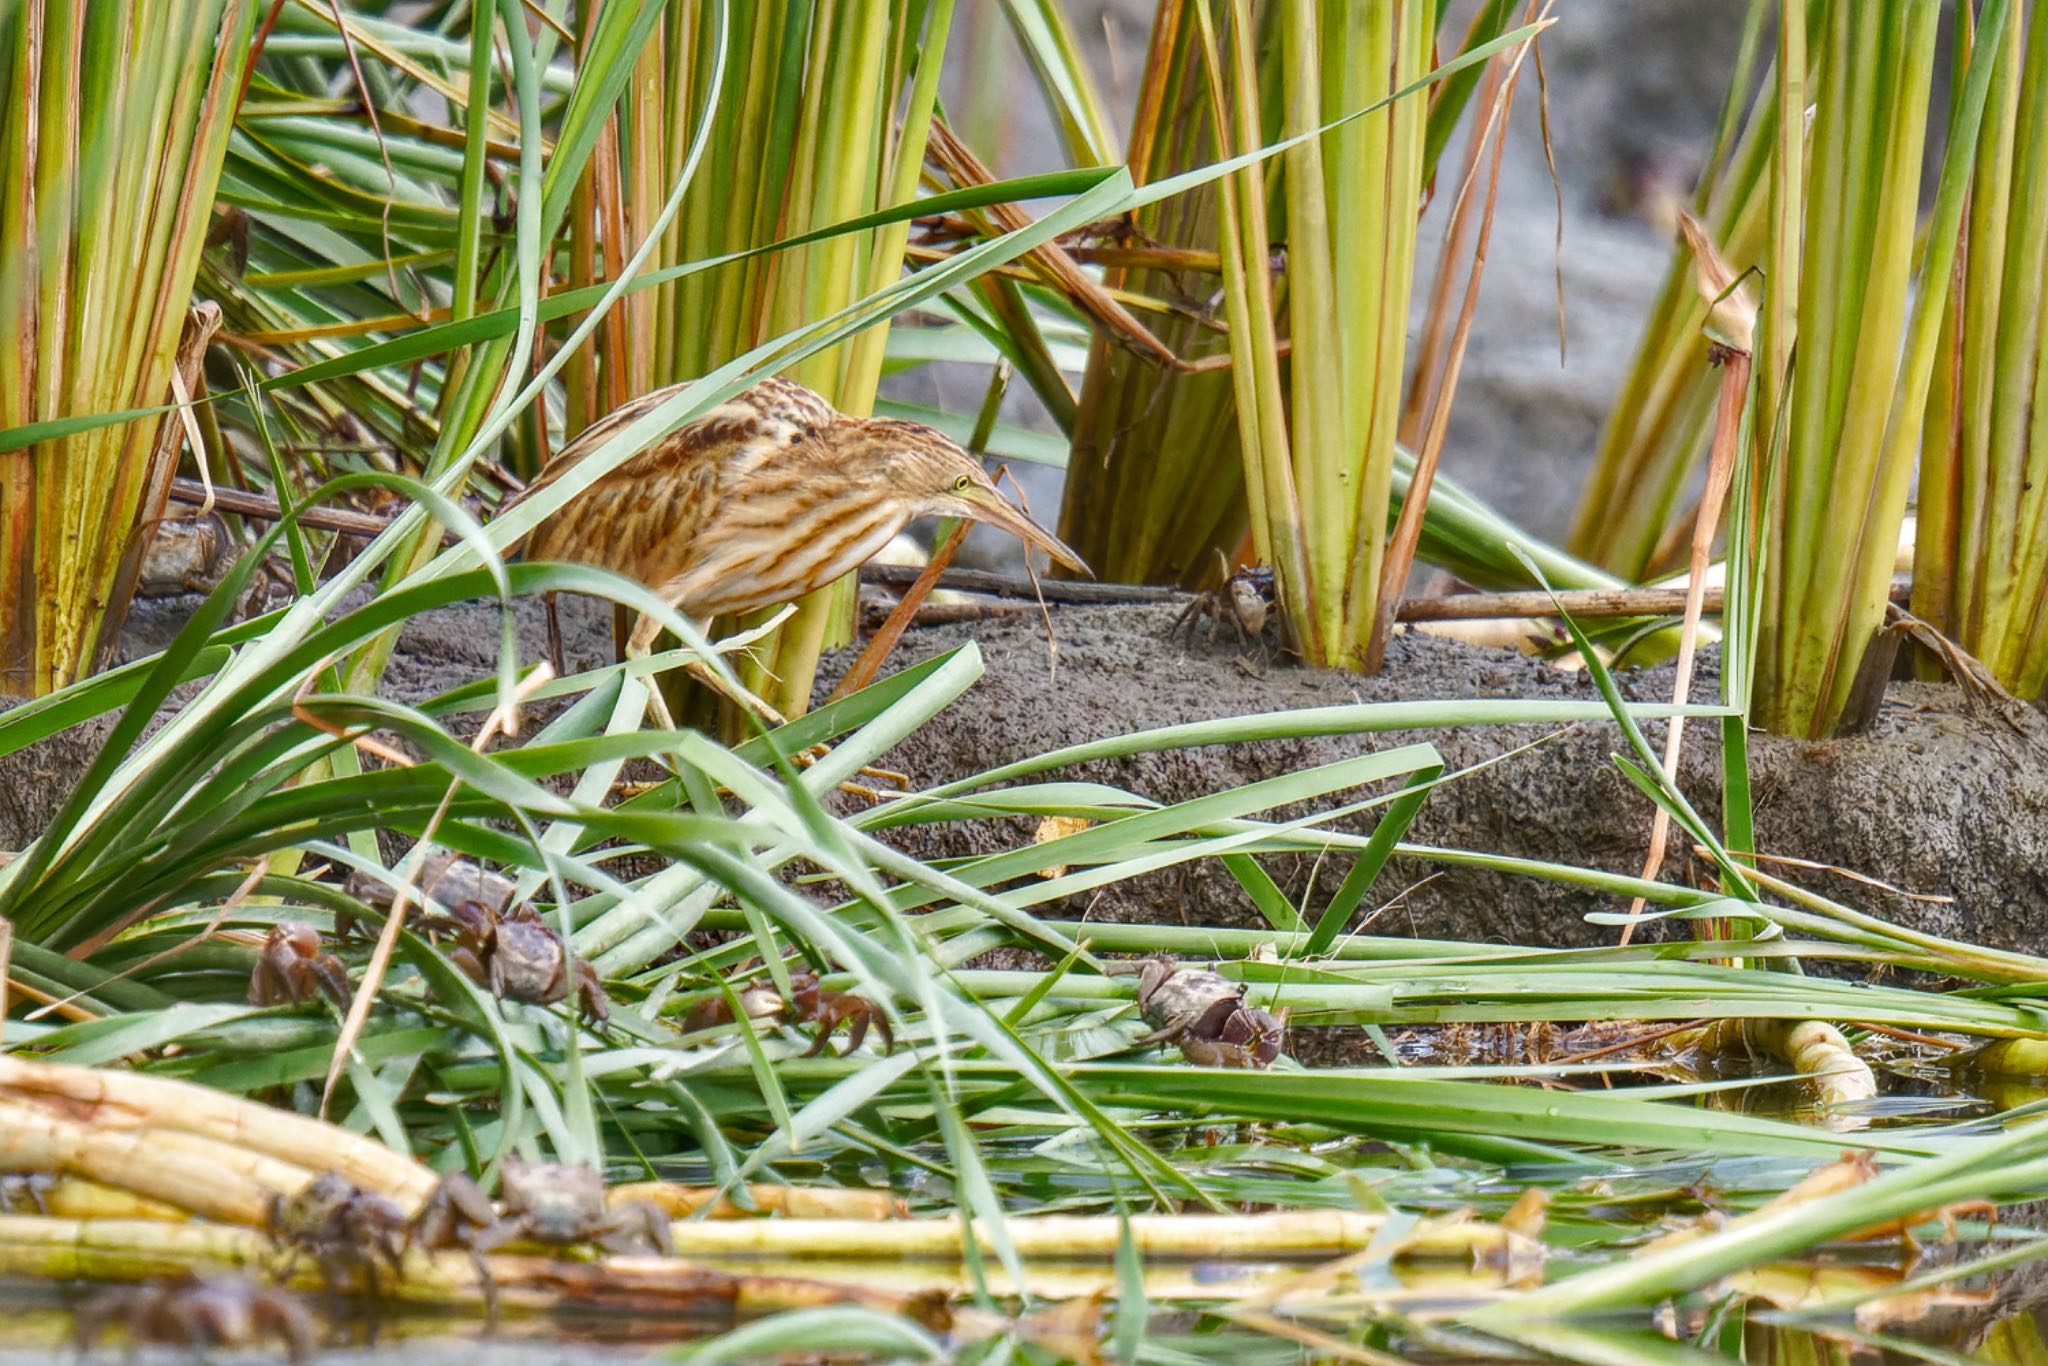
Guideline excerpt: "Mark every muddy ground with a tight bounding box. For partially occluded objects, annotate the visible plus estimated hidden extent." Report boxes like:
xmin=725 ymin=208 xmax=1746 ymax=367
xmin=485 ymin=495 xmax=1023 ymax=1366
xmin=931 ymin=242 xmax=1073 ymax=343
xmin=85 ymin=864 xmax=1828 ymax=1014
xmin=815 ymin=602 xmax=2048 ymax=956
xmin=9 ymin=592 xmax=2045 ymax=960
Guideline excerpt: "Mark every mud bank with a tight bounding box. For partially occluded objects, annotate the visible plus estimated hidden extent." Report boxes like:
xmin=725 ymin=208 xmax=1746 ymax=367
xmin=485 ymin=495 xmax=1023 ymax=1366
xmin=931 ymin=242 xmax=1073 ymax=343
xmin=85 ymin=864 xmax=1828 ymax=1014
xmin=6 ymin=593 xmax=2046 ymax=957
xmin=815 ymin=604 xmax=2048 ymax=955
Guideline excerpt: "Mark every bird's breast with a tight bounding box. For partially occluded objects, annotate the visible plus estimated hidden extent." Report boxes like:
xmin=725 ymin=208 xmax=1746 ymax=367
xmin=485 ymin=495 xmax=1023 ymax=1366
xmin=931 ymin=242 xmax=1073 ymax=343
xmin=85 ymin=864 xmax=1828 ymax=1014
xmin=673 ymin=495 xmax=910 ymax=620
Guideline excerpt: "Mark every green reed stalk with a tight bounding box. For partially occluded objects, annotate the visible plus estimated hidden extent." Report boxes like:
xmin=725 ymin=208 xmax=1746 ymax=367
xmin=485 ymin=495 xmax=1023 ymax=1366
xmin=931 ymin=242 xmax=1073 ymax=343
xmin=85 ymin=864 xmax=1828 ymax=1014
xmin=0 ymin=0 xmax=253 ymax=695
xmin=1200 ymin=0 xmax=1432 ymax=668
xmin=1056 ymin=2 xmax=1526 ymax=599
xmin=579 ymin=0 xmax=949 ymax=727
xmin=1566 ymin=0 xmax=1780 ymax=580
xmin=1056 ymin=0 xmax=1253 ymax=589
xmin=1913 ymin=2 xmax=2048 ymax=701
xmin=1755 ymin=0 xmax=2005 ymax=736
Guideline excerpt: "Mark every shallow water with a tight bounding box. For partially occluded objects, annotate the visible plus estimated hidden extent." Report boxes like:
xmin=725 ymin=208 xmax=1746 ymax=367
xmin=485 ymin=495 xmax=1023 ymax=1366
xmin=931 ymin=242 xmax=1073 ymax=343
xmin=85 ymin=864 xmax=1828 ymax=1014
xmin=10 ymin=1278 xmax=2046 ymax=1365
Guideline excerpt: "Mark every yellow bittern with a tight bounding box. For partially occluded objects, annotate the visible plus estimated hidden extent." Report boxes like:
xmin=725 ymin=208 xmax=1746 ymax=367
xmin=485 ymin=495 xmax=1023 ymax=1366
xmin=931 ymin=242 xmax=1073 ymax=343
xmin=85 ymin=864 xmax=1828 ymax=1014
xmin=512 ymin=375 xmax=1086 ymax=682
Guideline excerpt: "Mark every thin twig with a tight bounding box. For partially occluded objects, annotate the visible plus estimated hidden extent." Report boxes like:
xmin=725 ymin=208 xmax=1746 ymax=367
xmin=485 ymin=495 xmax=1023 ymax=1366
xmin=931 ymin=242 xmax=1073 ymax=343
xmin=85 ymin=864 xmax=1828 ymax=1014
xmin=168 ymin=477 xmax=405 ymax=538
xmin=1623 ymin=211 xmax=1758 ymax=946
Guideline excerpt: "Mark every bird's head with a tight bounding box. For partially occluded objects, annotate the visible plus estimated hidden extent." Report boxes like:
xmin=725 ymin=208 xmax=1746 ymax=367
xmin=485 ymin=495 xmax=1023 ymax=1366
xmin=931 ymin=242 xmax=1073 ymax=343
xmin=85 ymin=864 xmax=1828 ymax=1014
xmin=868 ymin=421 xmax=1090 ymax=575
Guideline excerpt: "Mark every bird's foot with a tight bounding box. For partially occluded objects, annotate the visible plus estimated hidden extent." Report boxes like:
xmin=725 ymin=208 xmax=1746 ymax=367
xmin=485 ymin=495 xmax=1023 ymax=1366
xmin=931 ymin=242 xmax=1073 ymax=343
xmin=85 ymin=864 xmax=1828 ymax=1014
xmin=783 ymin=743 xmax=909 ymax=795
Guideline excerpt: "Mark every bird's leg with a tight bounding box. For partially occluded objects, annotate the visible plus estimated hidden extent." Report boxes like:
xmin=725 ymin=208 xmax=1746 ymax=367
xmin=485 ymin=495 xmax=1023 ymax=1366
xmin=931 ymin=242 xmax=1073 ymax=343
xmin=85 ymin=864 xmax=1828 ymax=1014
xmin=624 ymin=611 xmax=689 ymax=740
xmin=544 ymin=591 xmax=566 ymax=678
xmin=615 ymin=612 xmax=903 ymax=795
xmin=625 ymin=610 xmax=789 ymax=727
xmin=625 ymin=609 xmax=664 ymax=661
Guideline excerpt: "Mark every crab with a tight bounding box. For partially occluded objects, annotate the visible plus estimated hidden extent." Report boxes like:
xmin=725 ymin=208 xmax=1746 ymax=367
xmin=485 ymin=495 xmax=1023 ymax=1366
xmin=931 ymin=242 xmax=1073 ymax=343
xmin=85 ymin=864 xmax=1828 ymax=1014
xmin=1175 ymin=1000 xmax=1288 ymax=1068
xmin=680 ymin=976 xmax=787 ymax=1036
xmin=408 ymin=1161 xmax=669 ymax=1316
xmin=427 ymin=898 xmax=610 ymax=1025
xmin=135 ymin=510 xmax=232 ymax=598
xmin=1130 ymin=957 xmax=1285 ymax=1069
xmin=412 ymin=1160 xmax=671 ymax=1260
xmin=247 ymin=922 xmax=352 ymax=1010
xmin=265 ymin=1170 xmax=407 ymax=1297
xmin=682 ymin=964 xmax=892 ymax=1057
xmin=74 ymin=1273 xmax=317 ymax=1364
xmin=0 ymin=1172 xmax=54 ymax=1214
xmin=1168 ymin=552 xmax=1279 ymax=662
xmin=339 ymin=849 xmax=519 ymax=939
xmin=787 ymin=970 xmax=894 ymax=1056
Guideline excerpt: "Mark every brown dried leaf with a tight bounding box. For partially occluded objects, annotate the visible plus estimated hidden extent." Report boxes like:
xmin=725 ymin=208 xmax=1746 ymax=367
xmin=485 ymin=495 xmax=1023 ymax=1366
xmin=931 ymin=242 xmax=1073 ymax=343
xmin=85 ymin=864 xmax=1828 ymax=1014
xmin=1679 ymin=209 xmax=1758 ymax=354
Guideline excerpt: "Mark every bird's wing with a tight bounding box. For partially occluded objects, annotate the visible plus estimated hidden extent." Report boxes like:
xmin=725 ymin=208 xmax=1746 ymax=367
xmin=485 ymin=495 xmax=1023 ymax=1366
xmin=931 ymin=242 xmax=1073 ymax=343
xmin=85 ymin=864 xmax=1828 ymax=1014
xmin=512 ymin=378 xmax=836 ymax=587
xmin=510 ymin=377 xmax=833 ymax=511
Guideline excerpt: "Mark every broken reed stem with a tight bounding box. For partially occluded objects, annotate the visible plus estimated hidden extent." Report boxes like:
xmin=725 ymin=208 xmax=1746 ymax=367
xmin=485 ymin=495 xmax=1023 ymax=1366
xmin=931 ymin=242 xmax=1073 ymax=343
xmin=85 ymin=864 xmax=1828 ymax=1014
xmin=1696 ymin=1017 xmax=1878 ymax=1117
xmin=0 ymin=1099 xmax=285 ymax=1227
xmin=0 ymin=1050 xmax=1541 ymax=1314
xmin=856 ymin=565 xmax=1915 ymax=621
xmin=1622 ymin=340 xmax=1750 ymax=946
xmin=0 ymin=1216 xmax=940 ymax=1320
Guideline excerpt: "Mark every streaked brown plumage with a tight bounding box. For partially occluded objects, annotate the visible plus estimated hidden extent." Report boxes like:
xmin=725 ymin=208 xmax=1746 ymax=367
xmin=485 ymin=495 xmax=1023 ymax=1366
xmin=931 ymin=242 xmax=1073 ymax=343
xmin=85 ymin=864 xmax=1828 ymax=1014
xmin=513 ymin=376 xmax=1085 ymax=659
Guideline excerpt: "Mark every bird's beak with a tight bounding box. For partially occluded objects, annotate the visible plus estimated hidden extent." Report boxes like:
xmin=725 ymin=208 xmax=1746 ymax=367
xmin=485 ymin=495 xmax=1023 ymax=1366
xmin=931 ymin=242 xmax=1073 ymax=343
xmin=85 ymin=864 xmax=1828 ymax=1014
xmin=956 ymin=486 xmax=1091 ymax=577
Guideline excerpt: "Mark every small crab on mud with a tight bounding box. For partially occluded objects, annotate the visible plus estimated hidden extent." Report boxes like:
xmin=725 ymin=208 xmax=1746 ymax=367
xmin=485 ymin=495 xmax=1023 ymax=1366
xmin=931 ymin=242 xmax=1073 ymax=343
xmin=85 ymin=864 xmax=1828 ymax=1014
xmin=682 ymin=963 xmax=893 ymax=1056
xmin=74 ymin=1273 xmax=317 ymax=1364
xmin=425 ymin=898 xmax=610 ymax=1025
xmin=247 ymin=922 xmax=352 ymax=1009
xmin=1168 ymin=551 xmax=1282 ymax=666
xmin=266 ymin=1170 xmax=408 ymax=1297
xmin=1126 ymin=957 xmax=1286 ymax=1069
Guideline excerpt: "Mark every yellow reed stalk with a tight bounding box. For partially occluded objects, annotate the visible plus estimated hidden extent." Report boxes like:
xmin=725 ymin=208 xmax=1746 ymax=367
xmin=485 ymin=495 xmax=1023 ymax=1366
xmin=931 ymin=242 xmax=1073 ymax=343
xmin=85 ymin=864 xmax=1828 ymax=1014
xmin=665 ymin=1256 xmax=1523 ymax=1305
xmin=0 ymin=1214 xmax=950 ymax=1321
xmin=641 ymin=1209 xmax=1399 ymax=1260
xmin=32 ymin=1178 xmax=186 ymax=1224
xmin=1966 ymin=1036 xmax=2048 ymax=1077
xmin=1913 ymin=3 xmax=2048 ymax=700
xmin=1698 ymin=1018 xmax=1877 ymax=1113
xmin=609 ymin=1182 xmax=908 ymax=1222
xmin=1756 ymin=0 xmax=1999 ymax=736
xmin=0 ymin=1209 xmax=1533 ymax=1310
xmin=1567 ymin=1 xmax=1784 ymax=579
xmin=1199 ymin=0 xmax=1461 ymax=669
xmin=0 ymin=1056 xmax=435 ymax=1207
xmin=0 ymin=1097 xmax=327 ymax=1227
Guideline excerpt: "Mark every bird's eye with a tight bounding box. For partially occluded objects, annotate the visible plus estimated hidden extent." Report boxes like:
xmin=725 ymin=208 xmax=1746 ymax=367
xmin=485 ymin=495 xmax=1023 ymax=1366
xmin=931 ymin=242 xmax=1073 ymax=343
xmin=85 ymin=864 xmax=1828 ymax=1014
xmin=952 ymin=474 xmax=972 ymax=492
